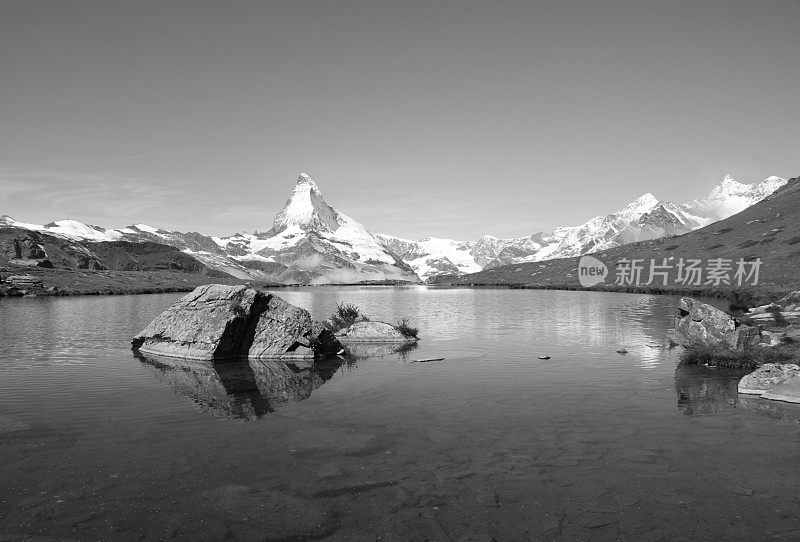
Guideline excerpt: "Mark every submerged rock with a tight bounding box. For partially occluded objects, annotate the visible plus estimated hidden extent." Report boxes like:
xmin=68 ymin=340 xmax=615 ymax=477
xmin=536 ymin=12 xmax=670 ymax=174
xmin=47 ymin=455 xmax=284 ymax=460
xmin=738 ymin=363 xmax=800 ymax=395
xmin=131 ymin=284 xmax=341 ymax=360
xmin=205 ymin=485 xmax=337 ymax=540
xmin=335 ymin=320 xmax=418 ymax=343
xmin=675 ymin=297 xmax=761 ymax=351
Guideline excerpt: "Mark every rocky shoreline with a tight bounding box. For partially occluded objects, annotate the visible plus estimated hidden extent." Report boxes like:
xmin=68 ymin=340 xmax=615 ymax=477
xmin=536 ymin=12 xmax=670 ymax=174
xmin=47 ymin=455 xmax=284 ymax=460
xmin=675 ymin=294 xmax=800 ymax=404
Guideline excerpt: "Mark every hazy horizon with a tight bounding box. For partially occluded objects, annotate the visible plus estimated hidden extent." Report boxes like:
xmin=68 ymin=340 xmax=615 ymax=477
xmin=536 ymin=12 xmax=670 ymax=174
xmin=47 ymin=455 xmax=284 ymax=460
xmin=1 ymin=0 xmax=798 ymax=240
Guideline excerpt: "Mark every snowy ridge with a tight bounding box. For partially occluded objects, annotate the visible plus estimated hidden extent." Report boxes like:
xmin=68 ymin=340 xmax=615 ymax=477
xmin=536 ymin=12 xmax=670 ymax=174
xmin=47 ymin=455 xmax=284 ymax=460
xmin=378 ymin=174 xmax=787 ymax=279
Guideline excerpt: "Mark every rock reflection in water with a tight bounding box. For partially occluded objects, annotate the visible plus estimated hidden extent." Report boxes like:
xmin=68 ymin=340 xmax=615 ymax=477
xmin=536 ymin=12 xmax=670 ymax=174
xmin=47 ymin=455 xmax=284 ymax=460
xmin=675 ymin=364 xmax=800 ymax=420
xmin=135 ymin=352 xmax=343 ymax=419
xmin=343 ymin=341 xmax=418 ymax=362
xmin=674 ymin=364 xmax=741 ymax=416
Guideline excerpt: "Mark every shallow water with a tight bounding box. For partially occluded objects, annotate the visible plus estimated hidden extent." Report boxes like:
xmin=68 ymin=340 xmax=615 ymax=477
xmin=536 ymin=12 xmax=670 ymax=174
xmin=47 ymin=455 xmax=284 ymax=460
xmin=1 ymin=287 xmax=799 ymax=541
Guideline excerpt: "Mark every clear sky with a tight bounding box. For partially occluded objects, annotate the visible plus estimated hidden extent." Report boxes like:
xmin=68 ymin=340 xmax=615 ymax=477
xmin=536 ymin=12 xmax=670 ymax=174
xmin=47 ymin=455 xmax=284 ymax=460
xmin=1 ymin=0 xmax=798 ymax=240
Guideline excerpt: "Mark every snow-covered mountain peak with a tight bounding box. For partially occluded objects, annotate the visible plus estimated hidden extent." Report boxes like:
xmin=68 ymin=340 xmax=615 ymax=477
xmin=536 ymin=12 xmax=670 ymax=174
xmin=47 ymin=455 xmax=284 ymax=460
xmin=296 ymin=172 xmax=322 ymax=193
xmin=707 ymin=174 xmax=787 ymax=201
xmin=616 ymin=192 xmax=660 ymax=220
xmin=709 ymin=174 xmax=748 ymax=199
xmin=130 ymin=223 xmax=160 ymax=234
xmin=270 ymin=173 xmax=340 ymax=234
xmin=696 ymin=175 xmax=788 ymax=220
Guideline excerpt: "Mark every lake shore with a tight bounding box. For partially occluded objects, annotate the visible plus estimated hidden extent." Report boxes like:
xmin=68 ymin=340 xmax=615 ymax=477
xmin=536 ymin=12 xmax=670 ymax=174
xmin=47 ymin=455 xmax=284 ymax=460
xmin=0 ymin=266 xmax=424 ymax=297
xmin=1 ymin=263 xmax=792 ymax=303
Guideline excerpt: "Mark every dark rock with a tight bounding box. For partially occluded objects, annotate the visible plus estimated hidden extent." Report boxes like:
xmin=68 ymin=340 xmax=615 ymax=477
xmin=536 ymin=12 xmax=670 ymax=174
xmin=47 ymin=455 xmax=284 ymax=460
xmin=676 ymin=297 xmax=761 ymax=351
xmin=132 ymin=284 xmax=264 ymax=359
xmin=132 ymin=284 xmax=342 ymax=360
xmin=247 ymin=294 xmax=336 ymax=359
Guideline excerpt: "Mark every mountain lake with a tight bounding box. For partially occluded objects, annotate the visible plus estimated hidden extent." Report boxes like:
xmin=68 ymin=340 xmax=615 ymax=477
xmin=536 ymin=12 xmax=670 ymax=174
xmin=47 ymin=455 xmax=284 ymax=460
xmin=1 ymin=286 xmax=799 ymax=541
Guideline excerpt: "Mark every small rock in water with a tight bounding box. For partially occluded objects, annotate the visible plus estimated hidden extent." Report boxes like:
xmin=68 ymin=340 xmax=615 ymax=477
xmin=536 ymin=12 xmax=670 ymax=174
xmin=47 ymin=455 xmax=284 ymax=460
xmin=538 ymin=355 xmax=551 ymax=360
xmin=616 ymin=348 xmax=629 ymax=354
xmin=724 ymin=485 xmax=754 ymax=496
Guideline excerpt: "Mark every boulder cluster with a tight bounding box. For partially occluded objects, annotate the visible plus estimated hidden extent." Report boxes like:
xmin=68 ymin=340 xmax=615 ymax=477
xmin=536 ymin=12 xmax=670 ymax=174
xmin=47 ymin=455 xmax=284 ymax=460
xmin=675 ymin=295 xmax=800 ymax=404
xmin=132 ymin=284 xmax=341 ymax=360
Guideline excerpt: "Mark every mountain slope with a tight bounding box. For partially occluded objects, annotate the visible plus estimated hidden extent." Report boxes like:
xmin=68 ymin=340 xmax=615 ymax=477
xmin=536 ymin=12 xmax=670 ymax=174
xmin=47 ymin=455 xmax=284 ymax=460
xmin=0 ymin=216 xmax=258 ymax=279
xmin=434 ymin=175 xmax=800 ymax=294
xmin=379 ymin=174 xmax=786 ymax=280
xmin=0 ymin=226 xmax=229 ymax=276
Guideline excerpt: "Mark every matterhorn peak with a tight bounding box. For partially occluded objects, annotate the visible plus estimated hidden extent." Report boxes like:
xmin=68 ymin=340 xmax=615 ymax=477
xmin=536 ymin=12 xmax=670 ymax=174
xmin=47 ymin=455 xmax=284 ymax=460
xmin=296 ymin=172 xmax=321 ymax=190
xmin=270 ymin=172 xmax=340 ymax=234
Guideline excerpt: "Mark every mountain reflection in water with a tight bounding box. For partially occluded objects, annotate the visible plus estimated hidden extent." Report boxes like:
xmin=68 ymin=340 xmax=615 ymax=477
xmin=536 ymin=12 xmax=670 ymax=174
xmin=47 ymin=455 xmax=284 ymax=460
xmin=135 ymin=353 xmax=344 ymax=419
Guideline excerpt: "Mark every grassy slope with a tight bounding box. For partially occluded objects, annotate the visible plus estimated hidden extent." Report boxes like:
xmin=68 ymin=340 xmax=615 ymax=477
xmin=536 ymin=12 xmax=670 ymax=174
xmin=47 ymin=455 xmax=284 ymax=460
xmin=432 ymin=176 xmax=800 ymax=300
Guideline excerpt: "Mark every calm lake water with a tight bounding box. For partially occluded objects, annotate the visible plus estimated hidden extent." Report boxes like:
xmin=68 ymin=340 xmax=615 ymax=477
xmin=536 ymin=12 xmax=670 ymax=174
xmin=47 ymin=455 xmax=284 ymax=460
xmin=1 ymin=287 xmax=800 ymax=541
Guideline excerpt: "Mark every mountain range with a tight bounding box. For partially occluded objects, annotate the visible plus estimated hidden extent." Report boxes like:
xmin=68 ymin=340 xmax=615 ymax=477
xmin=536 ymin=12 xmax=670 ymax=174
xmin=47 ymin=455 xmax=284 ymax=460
xmin=378 ymin=174 xmax=786 ymax=279
xmin=0 ymin=174 xmax=417 ymax=284
xmin=434 ymin=175 xmax=800 ymax=295
xmin=0 ymin=173 xmax=786 ymax=284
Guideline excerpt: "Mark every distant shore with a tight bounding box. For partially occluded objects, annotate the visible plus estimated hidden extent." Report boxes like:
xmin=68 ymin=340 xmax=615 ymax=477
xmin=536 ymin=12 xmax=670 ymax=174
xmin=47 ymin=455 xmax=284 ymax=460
xmin=0 ymin=268 xmax=787 ymax=305
xmin=0 ymin=266 xmax=425 ymax=297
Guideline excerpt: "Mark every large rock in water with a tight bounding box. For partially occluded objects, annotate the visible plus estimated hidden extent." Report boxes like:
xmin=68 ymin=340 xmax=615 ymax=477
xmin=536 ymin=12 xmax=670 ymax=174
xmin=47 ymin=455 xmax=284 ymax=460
xmin=335 ymin=320 xmax=417 ymax=343
xmin=131 ymin=284 xmax=341 ymax=360
xmin=675 ymin=297 xmax=761 ymax=351
xmin=738 ymin=363 xmax=800 ymax=395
